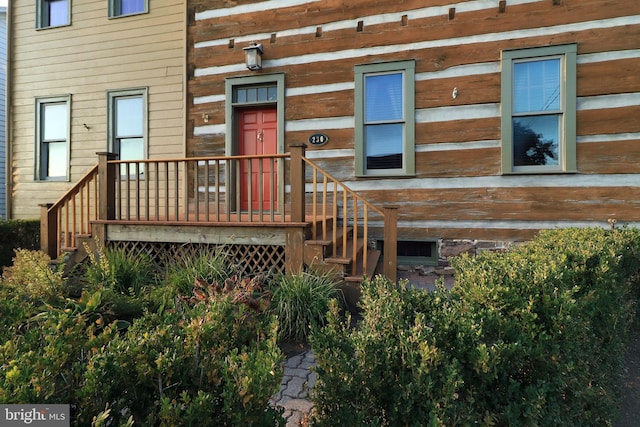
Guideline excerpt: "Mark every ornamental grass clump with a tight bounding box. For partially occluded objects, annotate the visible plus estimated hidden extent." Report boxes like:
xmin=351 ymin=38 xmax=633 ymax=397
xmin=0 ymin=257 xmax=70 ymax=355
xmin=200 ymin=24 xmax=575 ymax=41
xmin=272 ymin=270 xmax=343 ymax=343
xmin=84 ymin=240 xmax=157 ymax=297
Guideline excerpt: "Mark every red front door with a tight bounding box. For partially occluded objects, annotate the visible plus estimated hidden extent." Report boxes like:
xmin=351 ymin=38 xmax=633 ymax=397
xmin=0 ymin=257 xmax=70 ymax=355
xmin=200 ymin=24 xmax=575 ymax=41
xmin=238 ymin=108 xmax=278 ymax=211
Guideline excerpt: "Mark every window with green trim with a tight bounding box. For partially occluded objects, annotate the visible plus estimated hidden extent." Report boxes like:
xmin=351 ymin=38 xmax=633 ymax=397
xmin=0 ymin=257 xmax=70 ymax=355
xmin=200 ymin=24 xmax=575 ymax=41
xmin=108 ymin=88 xmax=148 ymax=174
xmin=35 ymin=95 xmax=71 ymax=181
xmin=355 ymin=61 xmax=415 ymax=176
xmin=37 ymin=0 xmax=70 ymax=29
xmin=501 ymin=44 xmax=577 ymax=174
xmin=109 ymin=0 xmax=148 ymax=18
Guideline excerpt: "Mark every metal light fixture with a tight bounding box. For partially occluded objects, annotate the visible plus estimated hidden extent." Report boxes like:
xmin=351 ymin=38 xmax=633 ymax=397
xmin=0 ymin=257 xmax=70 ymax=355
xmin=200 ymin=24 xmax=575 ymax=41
xmin=243 ymin=42 xmax=263 ymax=71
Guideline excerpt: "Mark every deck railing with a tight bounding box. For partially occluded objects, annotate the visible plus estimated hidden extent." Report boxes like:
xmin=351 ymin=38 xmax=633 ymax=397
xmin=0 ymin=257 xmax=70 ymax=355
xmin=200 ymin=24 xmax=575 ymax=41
xmin=288 ymin=144 xmax=396 ymax=280
xmin=302 ymin=155 xmax=396 ymax=279
xmin=108 ymin=154 xmax=287 ymax=223
xmin=41 ymin=145 xmax=397 ymax=280
xmin=40 ymin=164 xmax=99 ymax=257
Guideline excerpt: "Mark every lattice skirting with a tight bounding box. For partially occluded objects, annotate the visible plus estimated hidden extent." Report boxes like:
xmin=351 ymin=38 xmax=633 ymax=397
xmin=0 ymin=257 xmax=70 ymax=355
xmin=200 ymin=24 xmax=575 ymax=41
xmin=107 ymin=241 xmax=286 ymax=276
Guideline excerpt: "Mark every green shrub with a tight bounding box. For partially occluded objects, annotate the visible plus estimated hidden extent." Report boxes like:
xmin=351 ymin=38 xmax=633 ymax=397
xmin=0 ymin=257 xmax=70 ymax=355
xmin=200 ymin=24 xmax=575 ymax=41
xmin=272 ymin=270 xmax=342 ymax=342
xmin=310 ymin=228 xmax=640 ymax=426
xmin=0 ymin=247 xmax=285 ymax=425
xmin=311 ymin=276 xmax=461 ymax=426
xmin=0 ymin=219 xmax=40 ymax=272
xmin=0 ymin=296 xmax=116 ymax=406
xmin=76 ymin=279 xmax=284 ymax=426
xmin=1 ymin=249 xmax=65 ymax=301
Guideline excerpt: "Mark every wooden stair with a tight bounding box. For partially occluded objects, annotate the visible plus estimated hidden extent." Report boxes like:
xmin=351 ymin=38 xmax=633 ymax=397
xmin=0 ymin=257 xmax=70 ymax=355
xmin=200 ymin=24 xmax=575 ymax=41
xmin=304 ymin=220 xmax=381 ymax=297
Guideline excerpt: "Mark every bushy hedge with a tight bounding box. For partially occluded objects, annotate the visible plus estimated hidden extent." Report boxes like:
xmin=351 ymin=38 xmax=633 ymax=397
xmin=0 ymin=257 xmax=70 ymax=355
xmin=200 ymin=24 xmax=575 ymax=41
xmin=0 ymin=219 xmax=40 ymax=271
xmin=0 ymin=246 xmax=285 ymax=426
xmin=310 ymin=228 xmax=640 ymax=426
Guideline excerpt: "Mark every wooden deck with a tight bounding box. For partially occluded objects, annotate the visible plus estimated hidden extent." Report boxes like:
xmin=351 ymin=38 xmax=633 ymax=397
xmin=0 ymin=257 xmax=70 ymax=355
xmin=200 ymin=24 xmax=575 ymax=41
xmin=41 ymin=145 xmax=398 ymax=282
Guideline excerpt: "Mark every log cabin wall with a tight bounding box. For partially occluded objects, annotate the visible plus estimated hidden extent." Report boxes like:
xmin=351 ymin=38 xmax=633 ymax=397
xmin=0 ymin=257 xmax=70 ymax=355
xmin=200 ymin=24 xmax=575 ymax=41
xmin=187 ymin=0 xmax=640 ymax=253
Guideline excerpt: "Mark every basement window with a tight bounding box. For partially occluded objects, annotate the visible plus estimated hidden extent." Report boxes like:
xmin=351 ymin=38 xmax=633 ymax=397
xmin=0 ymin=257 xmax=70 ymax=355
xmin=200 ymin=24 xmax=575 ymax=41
xmin=377 ymin=239 xmax=438 ymax=266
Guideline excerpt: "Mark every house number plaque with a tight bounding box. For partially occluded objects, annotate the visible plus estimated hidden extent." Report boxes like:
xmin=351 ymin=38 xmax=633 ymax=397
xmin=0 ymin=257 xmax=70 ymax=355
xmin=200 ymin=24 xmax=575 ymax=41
xmin=308 ymin=133 xmax=329 ymax=146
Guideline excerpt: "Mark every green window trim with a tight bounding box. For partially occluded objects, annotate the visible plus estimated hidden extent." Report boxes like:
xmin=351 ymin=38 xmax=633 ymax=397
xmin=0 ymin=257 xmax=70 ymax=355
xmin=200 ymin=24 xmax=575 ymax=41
xmin=107 ymin=88 xmax=148 ymax=171
xmin=35 ymin=95 xmax=71 ymax=181
xmin=36 ymin=0 xmax=71 ymax=29
xmin=224 ymin=73 xmax=285 ymax=156
xmin=501 ymin=44 xmax=577 ymax=174
xmin=355 ymin=60 xmax=416 ymax=177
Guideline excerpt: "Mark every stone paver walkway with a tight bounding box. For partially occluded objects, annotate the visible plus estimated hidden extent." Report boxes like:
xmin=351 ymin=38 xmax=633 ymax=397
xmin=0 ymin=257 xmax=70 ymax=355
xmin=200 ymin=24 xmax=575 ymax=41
xmin=270 ymin=350 xmax=316 ymax=426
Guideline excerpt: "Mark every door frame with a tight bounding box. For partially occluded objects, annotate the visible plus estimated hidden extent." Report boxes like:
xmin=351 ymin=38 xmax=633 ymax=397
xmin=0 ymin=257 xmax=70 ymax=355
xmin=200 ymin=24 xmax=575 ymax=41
xmin=225 ymin=73 xmax=285 ymax=213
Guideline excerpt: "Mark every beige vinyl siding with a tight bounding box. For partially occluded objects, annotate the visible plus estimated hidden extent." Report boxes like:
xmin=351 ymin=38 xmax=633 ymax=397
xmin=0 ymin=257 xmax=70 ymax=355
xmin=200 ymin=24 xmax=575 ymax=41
xmin=9 ymin=0 xmax=185 ymax=219
xmin=188 ymin=0 xmax=640 ymax=240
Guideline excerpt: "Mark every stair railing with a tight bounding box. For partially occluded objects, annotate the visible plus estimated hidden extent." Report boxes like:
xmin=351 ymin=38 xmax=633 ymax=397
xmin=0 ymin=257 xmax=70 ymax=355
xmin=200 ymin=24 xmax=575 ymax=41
xmin=290 ymin=144 xmax=397 ymax=281
xmin=41 ymin=164 xmax=100 ymax=258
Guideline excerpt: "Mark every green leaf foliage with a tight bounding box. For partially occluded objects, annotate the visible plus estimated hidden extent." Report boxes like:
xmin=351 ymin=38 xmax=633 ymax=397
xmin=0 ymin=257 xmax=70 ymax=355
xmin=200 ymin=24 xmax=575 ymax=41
xmin=311 ymin=228 xmax=640 ymax=426
xmin=0 ymin=247 xmax=285 ymax=426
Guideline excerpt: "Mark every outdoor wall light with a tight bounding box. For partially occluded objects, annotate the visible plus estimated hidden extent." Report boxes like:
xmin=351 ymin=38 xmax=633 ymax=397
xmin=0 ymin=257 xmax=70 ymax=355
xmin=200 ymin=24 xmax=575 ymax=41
xmin=244 ymin=42 xmax=263 ymax=71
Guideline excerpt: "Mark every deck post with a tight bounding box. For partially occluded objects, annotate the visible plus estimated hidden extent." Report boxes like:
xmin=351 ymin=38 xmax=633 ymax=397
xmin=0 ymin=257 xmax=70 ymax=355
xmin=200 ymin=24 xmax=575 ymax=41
xmin=40 ymin=203 xmax=57 ymax=258
xmin=97 ymin=152 xmax=117 ymax=221
xmin=383 ymin=205 xmax=398 ymax=283
xmin=285 ymin=227 xmax=305 ymax=275
xmin=96 ymin=152 xmax=117 ymax=247
xmin=289 ymin=143 xmax=307 ymax=223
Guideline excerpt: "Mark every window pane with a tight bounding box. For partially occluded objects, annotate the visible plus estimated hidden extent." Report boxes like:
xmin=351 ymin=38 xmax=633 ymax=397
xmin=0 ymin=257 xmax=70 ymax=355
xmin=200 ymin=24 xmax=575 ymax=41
xmin=47 ymin=141 xmax=67 ymax=177
xmin=365 ymin=123 xmax=403 ymax=169
xmin=119 ymin=137 xmax=144 ymax=161
xmin=120 ymin=0 xmax=145 ymax=15
xmin=43 ymin=103 xmax=67 ymax=140
xmin=365 ymin=73 xmax=403 ymax=122
xmin=513 ymin=59 xmax=560 ymax=114
xmin=267 ymin=86 xmax=277 ymax=101
xmin=513 ymin=115 xmax=559 ymax=166
xmin=236 ymin=89 xmax=247 ymax=103
xmin=116 ymin=97 xmax=143 ymax=137
xmin=257 ymin=87 xmax=268 ymax=102
xmin=247 ymin=88 xmax=257 ymax=102
xmin=48 ymin=0 xmax=68 ymax=26
xmin=119 ymin=137 xmax=145 ymax=174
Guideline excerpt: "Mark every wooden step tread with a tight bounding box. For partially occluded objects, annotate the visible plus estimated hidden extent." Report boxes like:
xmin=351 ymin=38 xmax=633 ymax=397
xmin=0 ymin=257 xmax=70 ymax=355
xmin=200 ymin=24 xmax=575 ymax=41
xmin=324 ymin=256 xmax=351 ymax=265
xmin=305 ymin=226 xmax=352 ymax=247
xmin=345 ymin=248 xmax=381 ymax=282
